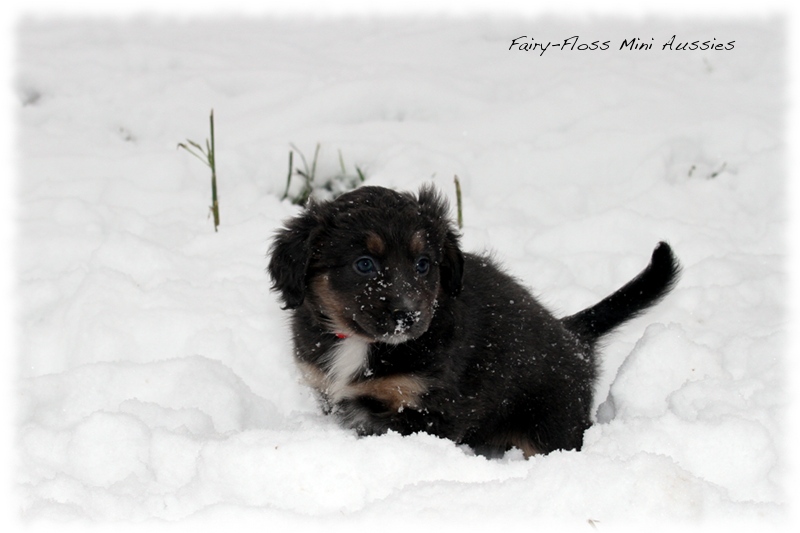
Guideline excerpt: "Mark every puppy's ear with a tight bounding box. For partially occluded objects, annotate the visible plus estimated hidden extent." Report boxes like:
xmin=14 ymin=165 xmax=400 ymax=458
xmin=268 ymin=205 xmax=321 ymax=309
xmin=417 ymin=184 xmax=465 ymax=297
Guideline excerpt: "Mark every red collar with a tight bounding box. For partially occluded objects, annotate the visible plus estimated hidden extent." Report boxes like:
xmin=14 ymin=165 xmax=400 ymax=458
xmin=334 ymin=332 xmax=349 ymax=339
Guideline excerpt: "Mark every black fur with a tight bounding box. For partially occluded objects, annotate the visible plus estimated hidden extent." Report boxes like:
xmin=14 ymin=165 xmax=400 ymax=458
xmin=268 ymin=185 xmax=680 ymax=456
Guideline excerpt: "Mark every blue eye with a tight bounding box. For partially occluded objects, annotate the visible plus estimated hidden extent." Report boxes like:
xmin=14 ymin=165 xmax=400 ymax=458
xmin=415 ymin=257 xmax=431 ymax=275
xmin=354 ymin=256 xmax=377 ymax=275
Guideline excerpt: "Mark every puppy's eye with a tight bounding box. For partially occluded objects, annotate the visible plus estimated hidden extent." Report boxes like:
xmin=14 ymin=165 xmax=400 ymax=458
xmin=354 ymin=256 xmax=378 ymax=275
xmin=415 ymin=257 xmax=431 ymax=275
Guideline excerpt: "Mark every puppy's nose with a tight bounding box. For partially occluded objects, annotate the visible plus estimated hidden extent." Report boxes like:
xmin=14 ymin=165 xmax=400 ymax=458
xmin=392 ymin=309 xmax=412 ymax=322
xmin=392 ymin=309 xmax=416 ymax=326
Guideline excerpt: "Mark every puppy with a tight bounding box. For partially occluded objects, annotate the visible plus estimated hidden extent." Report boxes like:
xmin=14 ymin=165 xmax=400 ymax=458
xmin=268 ymin=185 xmax=680 ymax=457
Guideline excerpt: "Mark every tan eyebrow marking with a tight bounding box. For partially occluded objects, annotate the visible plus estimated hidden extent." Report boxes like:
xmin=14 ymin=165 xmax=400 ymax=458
xmin=365 ymin=231 xmax=385 ymax=256
xmin=409 ymin=230 xmax=427 ymax=256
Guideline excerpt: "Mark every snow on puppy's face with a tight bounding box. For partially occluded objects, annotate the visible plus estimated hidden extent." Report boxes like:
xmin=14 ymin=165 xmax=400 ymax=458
xmin=268 ymin=185 xmax=464 ymax=344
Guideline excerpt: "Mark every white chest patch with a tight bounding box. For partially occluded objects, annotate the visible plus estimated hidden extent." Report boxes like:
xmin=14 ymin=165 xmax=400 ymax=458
xmin=324 ymin=337 xmax=370 ymax=402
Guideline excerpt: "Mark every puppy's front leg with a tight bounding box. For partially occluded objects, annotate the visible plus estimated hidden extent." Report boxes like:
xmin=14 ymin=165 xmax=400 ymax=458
xmin=333 ymin=394 xmax=447 ymax=438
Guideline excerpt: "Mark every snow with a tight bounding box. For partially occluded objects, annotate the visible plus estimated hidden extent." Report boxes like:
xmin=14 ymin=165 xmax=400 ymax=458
xmin=11 ymin=12 xmax=792 ymax=531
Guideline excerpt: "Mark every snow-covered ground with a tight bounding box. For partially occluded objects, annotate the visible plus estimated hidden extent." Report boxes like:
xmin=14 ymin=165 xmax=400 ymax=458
xmin=12 ymin=13 xmax=790 ymax=530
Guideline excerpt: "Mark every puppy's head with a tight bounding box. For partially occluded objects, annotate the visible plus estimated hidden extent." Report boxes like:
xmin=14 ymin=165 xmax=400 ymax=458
xmin=268 ymin=185 xmax=464 ymax=344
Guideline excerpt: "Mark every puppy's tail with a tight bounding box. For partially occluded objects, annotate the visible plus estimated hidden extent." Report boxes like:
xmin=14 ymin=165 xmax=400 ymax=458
xmin=562 ymin=242 xmax=680 ymax=343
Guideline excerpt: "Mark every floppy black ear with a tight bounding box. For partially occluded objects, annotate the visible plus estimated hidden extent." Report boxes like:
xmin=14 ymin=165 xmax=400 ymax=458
xmin=267 ymin=206 xmax=321 ymax=309
xmin=417 ymin=184 xmax=464 ymax=297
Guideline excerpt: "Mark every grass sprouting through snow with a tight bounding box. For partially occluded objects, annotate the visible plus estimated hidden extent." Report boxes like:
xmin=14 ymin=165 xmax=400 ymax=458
xmin=285 ymin=142 xmax=320 ymax=206
xmin=178 ymin=109 xmax=220 ymax=232
xmin=283 ymin=143 xmax=366 ymax=205
xmin=454 ymin=175 xmax=463 ymax=229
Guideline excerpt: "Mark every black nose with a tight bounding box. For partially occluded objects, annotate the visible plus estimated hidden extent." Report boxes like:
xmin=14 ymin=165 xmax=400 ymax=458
xmin=392 ymin=309 xmax=412 ymax=322
xmin=392 ymin=309 xmax=415 ymax=326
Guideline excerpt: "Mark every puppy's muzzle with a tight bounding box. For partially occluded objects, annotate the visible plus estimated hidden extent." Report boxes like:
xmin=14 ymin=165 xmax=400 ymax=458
xmin=367 ymin=299 xmax=431 ymax=344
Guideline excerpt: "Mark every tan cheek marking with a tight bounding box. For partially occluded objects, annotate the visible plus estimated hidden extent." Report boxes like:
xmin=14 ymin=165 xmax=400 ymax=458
xmin=308 ymin=274 xmax=350 ymax=333
xmin=409 ymin=230 xmax=427 ymax=256
xmin=343 ymin=375 xmax=429 ymax=411
xmin=365 ymin=231 xmax=385 ymax=256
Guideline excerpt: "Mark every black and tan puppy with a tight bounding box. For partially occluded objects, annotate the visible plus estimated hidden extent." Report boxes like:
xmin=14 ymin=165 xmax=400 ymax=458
xmin=268 ymin=185 xmax=679 ymax=457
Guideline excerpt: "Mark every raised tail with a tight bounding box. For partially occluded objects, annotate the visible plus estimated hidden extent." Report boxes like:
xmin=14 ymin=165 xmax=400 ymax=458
xmin=562 ymin=242 xmax=680 ymax=342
